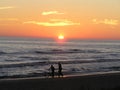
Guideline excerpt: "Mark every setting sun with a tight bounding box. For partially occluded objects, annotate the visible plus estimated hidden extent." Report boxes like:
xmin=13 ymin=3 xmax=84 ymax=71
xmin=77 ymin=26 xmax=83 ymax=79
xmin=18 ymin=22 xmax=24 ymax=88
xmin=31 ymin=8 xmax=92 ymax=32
xmin=58 ymin=35 xmax=64 ymax=40
xmin=0 ymin=0 xmax=120 ymax=40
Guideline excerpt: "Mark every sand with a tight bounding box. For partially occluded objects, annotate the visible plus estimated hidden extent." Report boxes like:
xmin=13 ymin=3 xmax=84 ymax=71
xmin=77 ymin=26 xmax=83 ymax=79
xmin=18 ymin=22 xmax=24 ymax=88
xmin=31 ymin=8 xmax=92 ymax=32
xmin=0 ymin=72 xmax=120 ymax=90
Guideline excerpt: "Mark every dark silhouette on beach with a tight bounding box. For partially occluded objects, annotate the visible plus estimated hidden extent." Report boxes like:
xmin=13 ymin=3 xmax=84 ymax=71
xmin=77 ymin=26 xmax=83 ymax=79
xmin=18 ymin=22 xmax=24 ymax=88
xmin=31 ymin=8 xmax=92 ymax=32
xmin=58 ymin=62 xmax=63 ymax=77
xmin=50 ymin=65 xmax=55 ymax=78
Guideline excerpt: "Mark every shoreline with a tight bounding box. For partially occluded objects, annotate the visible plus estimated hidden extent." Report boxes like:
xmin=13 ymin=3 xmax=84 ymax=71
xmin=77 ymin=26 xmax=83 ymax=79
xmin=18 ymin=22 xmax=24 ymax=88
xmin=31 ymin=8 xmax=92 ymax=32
xmin=0 ymin=72 xmax=120 ymax=90
xmin=1 ymin=71 xmax=120 ymax=80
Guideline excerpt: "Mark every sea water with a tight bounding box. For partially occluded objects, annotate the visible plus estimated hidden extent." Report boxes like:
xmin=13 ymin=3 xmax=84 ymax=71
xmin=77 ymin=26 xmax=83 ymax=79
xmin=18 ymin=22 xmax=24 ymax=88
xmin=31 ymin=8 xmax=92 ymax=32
xmin=0 ymin=37 xmax=120 ymax=79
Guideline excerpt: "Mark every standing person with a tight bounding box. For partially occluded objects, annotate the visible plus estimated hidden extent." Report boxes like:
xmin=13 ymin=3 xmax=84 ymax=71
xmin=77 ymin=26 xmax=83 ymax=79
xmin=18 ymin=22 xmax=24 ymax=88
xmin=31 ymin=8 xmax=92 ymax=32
xmin=58 ymin=62 xmax=63 ymax=77
xmin=50 ymin=65 xmax=55 ymax=78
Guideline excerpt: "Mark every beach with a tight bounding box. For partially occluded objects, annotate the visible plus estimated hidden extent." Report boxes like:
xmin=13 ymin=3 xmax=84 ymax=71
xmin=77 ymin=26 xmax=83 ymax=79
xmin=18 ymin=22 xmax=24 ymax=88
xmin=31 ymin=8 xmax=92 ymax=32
xmin=0 ymin=72 xmax=120 ymax=90
xmin=0 ymin=38 xmax=120 ymax=90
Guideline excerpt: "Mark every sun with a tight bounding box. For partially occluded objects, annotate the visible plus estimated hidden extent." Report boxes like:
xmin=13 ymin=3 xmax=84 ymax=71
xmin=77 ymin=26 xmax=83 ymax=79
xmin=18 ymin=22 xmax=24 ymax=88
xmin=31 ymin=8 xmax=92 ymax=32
xmin=58 ymin=35 xmax=64 ymax=40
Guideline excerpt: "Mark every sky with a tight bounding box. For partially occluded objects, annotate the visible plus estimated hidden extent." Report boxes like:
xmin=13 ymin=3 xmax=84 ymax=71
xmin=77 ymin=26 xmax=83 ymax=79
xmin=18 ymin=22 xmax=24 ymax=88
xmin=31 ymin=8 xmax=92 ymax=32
xmin=0 ymin=0 xmax=120 ymax=40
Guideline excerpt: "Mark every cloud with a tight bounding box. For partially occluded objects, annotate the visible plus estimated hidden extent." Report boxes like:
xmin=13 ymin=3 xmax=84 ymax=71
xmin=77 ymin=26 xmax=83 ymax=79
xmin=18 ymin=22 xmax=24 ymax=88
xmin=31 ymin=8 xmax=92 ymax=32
xmin=41 ymin=11 xmax=64 ymax=15
xmin=92 ymin=19 xmax=119 ymax=25
xmin=23 ymin=19 xmax=80 ymax=26
xmin=0 ymin=6 xmax=15 ymax=10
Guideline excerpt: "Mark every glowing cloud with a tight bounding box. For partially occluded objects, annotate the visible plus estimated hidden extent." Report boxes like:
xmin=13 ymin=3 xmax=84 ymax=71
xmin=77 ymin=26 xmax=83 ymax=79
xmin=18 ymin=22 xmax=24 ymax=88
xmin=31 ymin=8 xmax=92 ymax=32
xmin=24 ymin=19 xmax=80 ymax=26
xmin=92 ymin=19 xmax=119 ymax=25
xmin=41 ymin=11 xmax=64 ymax=15
xmin=0 ymin=6 xmax=14 ymax=10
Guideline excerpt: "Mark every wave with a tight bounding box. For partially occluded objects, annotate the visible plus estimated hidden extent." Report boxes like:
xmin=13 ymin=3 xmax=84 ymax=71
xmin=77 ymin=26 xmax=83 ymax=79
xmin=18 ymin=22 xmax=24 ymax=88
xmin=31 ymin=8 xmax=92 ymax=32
xmin=1 ymin=66 xmax=120 ymax=79
xmin=0 ymin=72 xmax=45 ymax=79
xmin=19 ymin=56 xmax=49 ymax=60
xmin=0 ymin=51 xmax=7 ymax=55
xmin=0 ymin=61 xmax=47 ymax=68
xmin=0 ymin=48 xmax=111 ymax=56
xmin=0 ymin=51 xmax=29 ymax=55
xmin=35 ymin=49 xmax=101 ymax=54
xmin=101 ymin=66 xmax=120 ymax=71
xmin=1 ymin=59 xmax=120 ymax=69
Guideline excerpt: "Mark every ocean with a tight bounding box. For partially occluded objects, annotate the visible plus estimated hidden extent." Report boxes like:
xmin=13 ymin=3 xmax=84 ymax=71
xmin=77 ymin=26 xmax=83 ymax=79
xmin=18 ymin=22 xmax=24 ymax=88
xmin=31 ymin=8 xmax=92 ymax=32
xmin=0 ymin=37 xmax=120 ymax=79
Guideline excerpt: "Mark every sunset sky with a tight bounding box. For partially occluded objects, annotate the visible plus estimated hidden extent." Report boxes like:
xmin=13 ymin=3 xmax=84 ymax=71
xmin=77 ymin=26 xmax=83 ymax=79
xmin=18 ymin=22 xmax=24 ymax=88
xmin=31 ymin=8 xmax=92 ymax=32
xmin=0 ymin=0 xmax=120 ymax=39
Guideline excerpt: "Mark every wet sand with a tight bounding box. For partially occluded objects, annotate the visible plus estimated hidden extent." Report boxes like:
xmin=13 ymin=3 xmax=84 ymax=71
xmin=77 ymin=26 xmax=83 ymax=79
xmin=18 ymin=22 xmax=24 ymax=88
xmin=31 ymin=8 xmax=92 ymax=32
xmin=0 ymin=72 xmax=120 ymax=90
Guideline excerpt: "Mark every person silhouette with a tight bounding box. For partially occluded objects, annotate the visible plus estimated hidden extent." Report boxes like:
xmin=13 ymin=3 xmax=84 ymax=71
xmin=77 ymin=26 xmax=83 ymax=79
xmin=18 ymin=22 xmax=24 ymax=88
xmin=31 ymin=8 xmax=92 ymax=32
xmin=58 ymin=62 xmax=63 ymax=77
xmin=50 ymin=65 xmax=55 ymax=78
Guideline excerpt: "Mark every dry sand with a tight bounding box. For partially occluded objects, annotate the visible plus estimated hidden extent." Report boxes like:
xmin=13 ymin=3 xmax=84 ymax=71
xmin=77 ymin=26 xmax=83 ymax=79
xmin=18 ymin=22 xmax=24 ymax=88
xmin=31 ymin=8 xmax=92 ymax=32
xmin=0 ymin=72 xmax=120 ymax=90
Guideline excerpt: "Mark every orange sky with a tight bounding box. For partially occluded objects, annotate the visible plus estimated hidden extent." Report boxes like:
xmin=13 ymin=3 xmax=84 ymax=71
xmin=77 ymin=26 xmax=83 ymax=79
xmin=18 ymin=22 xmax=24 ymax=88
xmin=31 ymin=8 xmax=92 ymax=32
xmin=0 ymin=0 xmax=120 ymax=40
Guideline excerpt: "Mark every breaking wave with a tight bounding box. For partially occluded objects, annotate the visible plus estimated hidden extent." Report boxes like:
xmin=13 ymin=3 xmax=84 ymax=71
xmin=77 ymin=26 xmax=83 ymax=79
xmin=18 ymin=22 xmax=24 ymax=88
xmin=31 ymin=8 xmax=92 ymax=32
xmin=0 ymin=59 xmax=120 ymax=69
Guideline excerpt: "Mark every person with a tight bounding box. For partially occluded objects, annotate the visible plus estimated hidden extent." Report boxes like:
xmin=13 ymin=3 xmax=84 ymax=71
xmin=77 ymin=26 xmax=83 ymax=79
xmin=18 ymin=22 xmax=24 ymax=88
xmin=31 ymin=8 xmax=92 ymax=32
xmin=58 ymin=62 xmax=63 ymax=77
xmin=50 ymin=65 xmax=55 ymax=78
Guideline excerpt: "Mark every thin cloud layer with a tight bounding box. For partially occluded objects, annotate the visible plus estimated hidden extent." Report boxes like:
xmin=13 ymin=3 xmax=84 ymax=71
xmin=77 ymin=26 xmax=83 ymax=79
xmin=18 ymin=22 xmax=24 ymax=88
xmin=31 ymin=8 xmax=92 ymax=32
xmin=0 ymin=18 xmax=18 ymax=21
xmin=92 ymin=19 xmax=119 ymax=25
xmin=24 ymin=19 xmax=80 ymax=26
xmin=0 ymin=6 xmax=15 ymax=10
xmin=41 ymin=11 xmax=64 ymax=15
